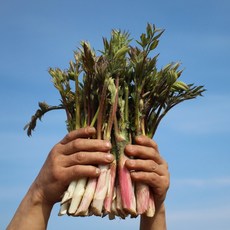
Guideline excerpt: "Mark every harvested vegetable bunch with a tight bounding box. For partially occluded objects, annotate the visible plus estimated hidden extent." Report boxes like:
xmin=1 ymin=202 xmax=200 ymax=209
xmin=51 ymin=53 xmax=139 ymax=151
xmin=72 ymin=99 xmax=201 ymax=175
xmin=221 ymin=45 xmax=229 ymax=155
xmin=25 ymin=23 xmax=205 ymax=219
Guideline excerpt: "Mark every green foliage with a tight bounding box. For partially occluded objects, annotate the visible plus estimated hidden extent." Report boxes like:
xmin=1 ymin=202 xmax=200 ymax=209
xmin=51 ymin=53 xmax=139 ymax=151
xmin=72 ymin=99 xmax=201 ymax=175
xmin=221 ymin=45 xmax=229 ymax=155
xmin=25 ymin=23 xmax=205 ymax=138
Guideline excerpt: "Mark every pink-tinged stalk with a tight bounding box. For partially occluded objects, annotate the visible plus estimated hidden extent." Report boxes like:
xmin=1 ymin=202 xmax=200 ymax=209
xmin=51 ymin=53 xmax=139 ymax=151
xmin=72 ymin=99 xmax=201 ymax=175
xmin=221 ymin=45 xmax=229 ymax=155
xmin=116 ymin=183 xmax=128 ymax=219
xmin=109 ymin=190 xmax=118 ymax=219
xmin=136 ymin=182 xmax=150 ymax=215
xmin=91 ymin=77 xmax=119 ymax=216
xmin=146 ymin=191 xmax=155 ymax=217
xmin=90 ymin=166 xmax=110 ymax=215
xmin=103 ymin=160 xmax=117 ymax=213
xmin=117 ymin=140 xmax=137 ymax=215
xmin=74 ymin=178 xmax=97 ymax=216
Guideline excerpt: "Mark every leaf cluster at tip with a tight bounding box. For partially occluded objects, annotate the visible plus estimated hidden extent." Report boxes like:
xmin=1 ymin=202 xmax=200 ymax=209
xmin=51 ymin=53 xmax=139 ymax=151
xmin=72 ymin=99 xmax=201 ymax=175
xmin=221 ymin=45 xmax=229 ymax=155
xmin=24 ymin=23 xmax=205 ymax=138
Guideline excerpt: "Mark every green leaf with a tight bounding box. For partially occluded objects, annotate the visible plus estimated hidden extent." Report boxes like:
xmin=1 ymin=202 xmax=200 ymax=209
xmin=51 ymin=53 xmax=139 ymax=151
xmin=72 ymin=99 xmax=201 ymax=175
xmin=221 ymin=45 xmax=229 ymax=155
xmin=114 ymin=46 xmax=130 ymax=59
xmin=166 ymin=71 xmax=178 ymax=85
xmin=149 ymin=40 xmax=159 ymax=50
xmin=146 ymin=23 xmax=154 ymax=38
xmin=140 ymin=33 xmax=148 ymax=47
xmin=172 ymin=81 xmax=189 ymax=91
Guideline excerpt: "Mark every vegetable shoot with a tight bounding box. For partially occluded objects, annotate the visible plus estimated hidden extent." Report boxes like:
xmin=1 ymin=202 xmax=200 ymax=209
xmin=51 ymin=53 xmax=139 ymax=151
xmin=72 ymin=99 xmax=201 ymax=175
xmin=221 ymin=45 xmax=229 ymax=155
xmin=25 ymin=23 xmax=205 ymax=219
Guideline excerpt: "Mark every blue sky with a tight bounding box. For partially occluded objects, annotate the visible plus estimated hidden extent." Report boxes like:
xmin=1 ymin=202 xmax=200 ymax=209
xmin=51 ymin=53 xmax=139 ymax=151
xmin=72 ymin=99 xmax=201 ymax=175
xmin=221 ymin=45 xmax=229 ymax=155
xmin=1 ymin=0 xmax=230 ymax=229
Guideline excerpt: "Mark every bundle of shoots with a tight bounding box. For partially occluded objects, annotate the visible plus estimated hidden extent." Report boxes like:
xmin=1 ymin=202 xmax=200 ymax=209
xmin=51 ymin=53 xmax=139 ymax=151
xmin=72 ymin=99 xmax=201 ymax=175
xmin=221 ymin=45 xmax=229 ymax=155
xmin=25 ymin=23 xmax=205 ymax=219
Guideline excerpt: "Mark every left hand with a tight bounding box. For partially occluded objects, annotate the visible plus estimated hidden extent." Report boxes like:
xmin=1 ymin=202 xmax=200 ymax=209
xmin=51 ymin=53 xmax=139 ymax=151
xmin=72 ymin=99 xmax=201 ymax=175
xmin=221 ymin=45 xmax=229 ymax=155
xmin=125 ymin=135 xmax=170 ymax=211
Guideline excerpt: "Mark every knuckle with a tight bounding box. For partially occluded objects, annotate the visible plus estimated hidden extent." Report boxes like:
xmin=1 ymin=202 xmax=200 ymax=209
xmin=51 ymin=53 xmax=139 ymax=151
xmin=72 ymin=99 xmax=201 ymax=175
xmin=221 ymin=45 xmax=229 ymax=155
xmin=163 ymin=160 xmax=169 ymax=170
xmin=149 ymin=138 xmax=158 ymax=150
xmin=163 ymin=174 xmax=170 ymax=189
xmin=63 ymin=132 xmax=72 ymax=143
xmin=154 ymin=142 xmax=159 ymax=150
xmin=72 ymin=165 xmax=81 ymax=178
xmin=50 ymin=144 xmax=60 ymax=155
xmin=151 ymin=150 xmax=158 ymax=160
xmin=150 ymin=162 xmax=158 ymax=172
xmin=126 ymin=159 xmax=135 ymax=168
xmin=72 ymin=138 xmax=82 ymax=150
xmin=125 ymin=145 xmax=135 ymax=156
xmin=75 ymin=152 xmax=85 ymax=164
xmin=49 ymin=149 xmax=59 ymax=164
xmin=72 ymin=165 xmax=94 ymax=178
xmin=52 ymin=165 xmax=64 ymax=181
xmin=166 ymin=162 xmax=169 ymax=170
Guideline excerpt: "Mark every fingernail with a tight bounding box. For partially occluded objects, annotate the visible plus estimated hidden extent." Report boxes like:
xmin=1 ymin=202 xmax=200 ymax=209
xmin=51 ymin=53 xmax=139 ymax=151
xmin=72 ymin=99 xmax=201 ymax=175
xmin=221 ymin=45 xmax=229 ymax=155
xmin=96 ymin=168 xmax=101 ymax=175
xmin=135 ymin=135 xmax=142 ymax=142
xmin=105 ymin=141 xmax=112 ymax=148
xmin=87 ymin=126 xmax=95 ymax=133
xmin=106 ymin=154 xmax=114 ymax=161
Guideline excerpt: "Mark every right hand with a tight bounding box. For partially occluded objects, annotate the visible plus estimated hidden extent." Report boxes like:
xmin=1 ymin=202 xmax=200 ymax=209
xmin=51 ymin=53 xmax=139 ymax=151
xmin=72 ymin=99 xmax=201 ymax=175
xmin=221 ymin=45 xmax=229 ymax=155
xmin=30 ymin=127 xmax=113 ymax=207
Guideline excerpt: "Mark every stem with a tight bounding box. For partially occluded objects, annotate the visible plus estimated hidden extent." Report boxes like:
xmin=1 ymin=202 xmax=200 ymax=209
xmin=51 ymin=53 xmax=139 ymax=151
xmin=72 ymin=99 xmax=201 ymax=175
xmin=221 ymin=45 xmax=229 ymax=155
xmin=103 ymin=156 xmax=116 ymax=213
xmin=90 ymin=106 xmax=99 ymax=127
xmin=97 ymin=81 xmax=108 ymax=139
xmin=65 ymin=72 xmax=87 ymax=216
xmin=75 ymin=73 xmax=80 ymax=129
xmin=60 ymin=181 xmax=77 ymax=205
xmin=105 ymin=76 xmax=119 ymax=140
xmin=134 ymin=94 xmax=151 ymax=216
xmin=116 ymin=183 xmax=127 ymax=219
xmin=68 ymin=178 xmax=87 ymax=214
xmin=91 ymin=166 xmax=110 ymax=215
xmin=136 ymin=183 xmax=150 ymax=215
xmin=124 ymin=84 xmax=129 ymax=123
xmin=91 ymin=77 xmax=118 ymax=215
xmin=145 ymin=192 xmax=155 ymax=217
xmin=75 ymin=178 xmax=97 ymax=216
xmin=135 ymin=87 xmax=142 ymax=136
xmin=24 ymin=104 xmax=64 ymax=136
xmin=117 ymin=138 xmax=137 ymax=215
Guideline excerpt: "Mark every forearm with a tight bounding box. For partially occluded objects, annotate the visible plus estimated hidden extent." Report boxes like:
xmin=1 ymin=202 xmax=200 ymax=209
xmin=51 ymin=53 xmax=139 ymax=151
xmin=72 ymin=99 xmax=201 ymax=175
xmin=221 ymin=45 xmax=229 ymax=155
xmin=7 ymin=183 xmax=53 ymax=230
xmin=140 ymin=204 xmax=167 ymax=230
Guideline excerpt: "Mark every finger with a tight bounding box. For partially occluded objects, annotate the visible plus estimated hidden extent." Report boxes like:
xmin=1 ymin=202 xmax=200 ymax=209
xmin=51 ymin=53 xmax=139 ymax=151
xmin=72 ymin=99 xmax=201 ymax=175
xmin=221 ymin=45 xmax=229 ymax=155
xmin=64 ymin=152 xmax=114 ymax=167
xmin=130 ymin=171 xmax=170 ymax=192
xmin=125 ymin=159 xmax=165 ymax=176
xmin=130 ymin=171 xmax=161 ymax=186
xmin=61 ymin=138 xmax=111 ymax=155
xmin=134 ymin=135 xmax=159 ymax=151
xmin=65 ymin=165 xmax=101 ymax=181
xmin=125 ymin=144 xmax=163 ymax=165
xmin=60 ymin=127 xmax=96 ymax=144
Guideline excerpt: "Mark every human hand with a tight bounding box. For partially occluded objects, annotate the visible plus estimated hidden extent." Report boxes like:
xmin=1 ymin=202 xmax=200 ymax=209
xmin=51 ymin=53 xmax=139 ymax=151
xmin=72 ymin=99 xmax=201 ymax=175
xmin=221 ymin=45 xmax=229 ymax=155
xmin=30 ymin=127 xmax=113 ymax=207
xmin=125 ymin=135 xmax=170 ymax=211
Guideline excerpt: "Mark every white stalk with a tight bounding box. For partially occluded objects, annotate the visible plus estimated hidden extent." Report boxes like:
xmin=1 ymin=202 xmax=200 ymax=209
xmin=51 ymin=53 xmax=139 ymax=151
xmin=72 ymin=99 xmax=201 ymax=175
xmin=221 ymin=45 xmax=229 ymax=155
xmin=75 ymin=178 xmax=97 ymax=216
xmin=61 ymin=180 xmax=77 ymax=204
xmin=68 ymin=178 xmax=87 ymax=214
xmin=146 ymin=192 xmax=155 ymax=217
xmin=58 ymin=201 xmax=70 ymax=216
xmin=58 ymin=180 xmax=78 ymax=215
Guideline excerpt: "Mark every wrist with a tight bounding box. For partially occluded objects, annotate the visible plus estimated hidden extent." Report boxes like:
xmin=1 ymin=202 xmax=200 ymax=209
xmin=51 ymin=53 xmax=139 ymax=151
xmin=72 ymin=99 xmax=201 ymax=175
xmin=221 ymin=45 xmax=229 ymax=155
xmin=140 ymin=203 xmax=166 ymax=230
xmin=29 ymin=181 xmax=54 ymax=210
xmin=7 ymin=184 xmax=53 ymax=230
xmin=155 ymin=202 xmax=165 ymax=215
